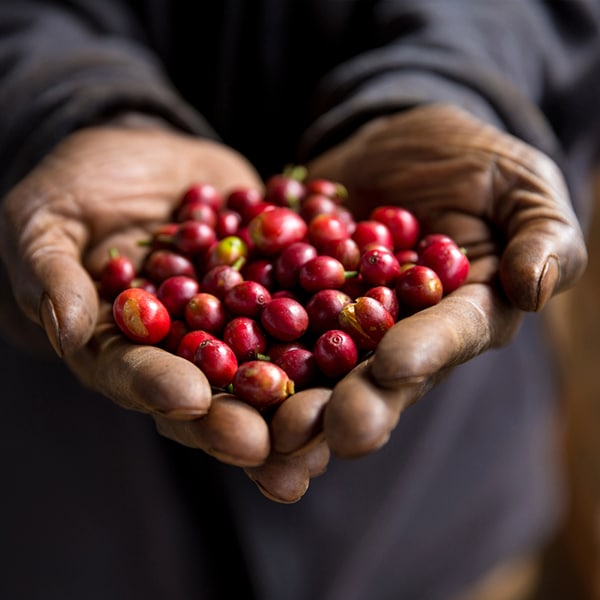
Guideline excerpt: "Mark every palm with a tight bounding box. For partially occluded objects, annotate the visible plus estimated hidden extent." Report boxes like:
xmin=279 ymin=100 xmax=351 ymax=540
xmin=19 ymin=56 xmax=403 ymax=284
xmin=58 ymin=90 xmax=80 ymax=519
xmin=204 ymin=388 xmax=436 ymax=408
xmin=306 ymin=104 xmax=587 ymax=457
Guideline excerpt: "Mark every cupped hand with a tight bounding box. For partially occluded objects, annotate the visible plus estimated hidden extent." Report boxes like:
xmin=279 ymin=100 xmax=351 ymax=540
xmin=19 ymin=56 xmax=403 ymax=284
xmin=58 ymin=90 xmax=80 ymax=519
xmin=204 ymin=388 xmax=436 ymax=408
xmin=0 ymin=121 xmax=331 ymax=501
xmin=305 ymin=103 xmax=588 ymax=458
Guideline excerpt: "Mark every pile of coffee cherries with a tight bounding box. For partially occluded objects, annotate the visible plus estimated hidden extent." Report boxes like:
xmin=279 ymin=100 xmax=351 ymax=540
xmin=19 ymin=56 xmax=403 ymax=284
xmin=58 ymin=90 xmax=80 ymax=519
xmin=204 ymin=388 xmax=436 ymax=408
xmin=100 ymin=168 xmax=469 ymax=411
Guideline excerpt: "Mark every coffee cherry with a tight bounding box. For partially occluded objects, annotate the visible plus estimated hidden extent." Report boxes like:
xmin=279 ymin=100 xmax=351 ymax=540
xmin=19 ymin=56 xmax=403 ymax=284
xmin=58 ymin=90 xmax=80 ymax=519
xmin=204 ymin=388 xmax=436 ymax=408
xmin=299 ymin=255 xmax=354 ymax=293
xmin=176 ymin=330 xmax=216 ymax=362
xmin=143 ymin=249 xmax=196 ymax=283
xmin=305 ymin=289 xmax=353 ymax=335
xmin=307 ymin=214 xmax=350 ymax=249
xmin=304 ymin=178 xmax=347 ymax=202
xmin=261 ymin=297 xmax=309 ymax=341
xmin=416 ymin=233 xmax=455 ymax=253
xmin=205 ymin=235 xmax=248 ymax=270
xmin=274 ymin=348 xmax=317 ymax=390
xmin=222 ymin=317 xmax=268 ymax=362
xmin=157 ymin=275 xmax=200 ymax=318
xmin=395 ymin=265 xmax=443 ymax=310
xmin=201 ymin=264 xmax=244 ymax=299
xmin=358 ymin=248 xmax=402 ymax=287
xmin=319 ymin=237 xmax=361 ymax=271
xmin=232 ymin=360 xmax=295 ymax=410
xmin=352 ymin=220 xmax=394 ymax=251
xmin=113 ymin=288 xmax=171 ymax=344
xmin=173 ymin=220 xmax=217 ymax=255
xmin=215 ymin=209 xmax=242 ymax=238
xmin=226 ymin=187 xmax=263 ymax=218
xmin=180 ymin=182 xmax=223 ymax=212
xmin=224 ymin=280 xmax=272 ymax=318
xmin=274 ymin=242 xmax=318 ymax=289
xmin=313 ymin=330 xmax=358 ymax=379
xmin=370 ymin=206 xmax=420 ymax=250
xmin=338 ymin=296 xmax=395 ymax=350
xmin=365 ymin=285 xmax=400 ymax=321
xmin=175 ymin=201 xmax=217 ymax=227
xmin=241 ymin=259 xmax=276 ymax=291
xmin=100 ymin=249 xmax=136 ymax=300
xmin=300 ymin=193 xmax=338 ymax=223
xmin=184 ymin=292 xmax=227 ymax=335
xmin=194 ymin=339 xmax=238 ymax=388
xmin=418 ymin=240 xmax=469 ymax=294
xmin=248 ymin=207 xmax=308 ymax=256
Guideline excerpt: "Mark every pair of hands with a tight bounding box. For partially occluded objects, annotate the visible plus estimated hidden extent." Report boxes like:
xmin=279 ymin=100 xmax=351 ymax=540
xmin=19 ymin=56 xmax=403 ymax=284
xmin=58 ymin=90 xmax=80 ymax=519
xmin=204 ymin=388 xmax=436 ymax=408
xmin=0 ymin=105 xmax=587 ymax=502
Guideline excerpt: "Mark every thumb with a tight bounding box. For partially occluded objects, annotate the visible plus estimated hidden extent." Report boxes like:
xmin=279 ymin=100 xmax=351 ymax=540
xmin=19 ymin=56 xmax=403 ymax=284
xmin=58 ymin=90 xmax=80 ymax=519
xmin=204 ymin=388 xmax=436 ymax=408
xmin=0 ymin=188 xmax=98 ymax=356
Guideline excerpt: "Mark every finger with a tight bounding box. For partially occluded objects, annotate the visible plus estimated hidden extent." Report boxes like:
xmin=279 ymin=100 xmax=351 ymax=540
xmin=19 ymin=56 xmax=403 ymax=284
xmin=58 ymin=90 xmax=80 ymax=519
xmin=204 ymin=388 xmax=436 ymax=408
xmin=0 ymin=188 xmax=98 ymax=356
xmin=324 ymin=361 xmax=420 ymax=458
xmin=155 ymin=394 xmax=270 ymax=467
xmin=244 ymin=441 xmax=331 ymax=503
xmin=325 ymin=283 xmax=522 ymax=458
xmin=270 ymin=387 xmax=331 ymax=455
xmin=66 ymin=305 xmax=213 ymax=416
xmin=490 ymin=148 xmax=588 ymax=311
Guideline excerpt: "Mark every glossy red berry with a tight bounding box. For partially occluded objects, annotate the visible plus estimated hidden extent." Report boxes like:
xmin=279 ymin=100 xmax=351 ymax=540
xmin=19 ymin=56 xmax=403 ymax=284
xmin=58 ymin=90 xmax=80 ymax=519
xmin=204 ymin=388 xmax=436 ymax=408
xmin=395 ymin=265 xmax=443 ymax=310
xmin=352 ymin=220 xmax=394 ymax=252
xmin=176 ymin=329 xmax=216 ymax=362
xmin=201 ymin=264 xmax=244 ymax=299
xmin=143 ymin=249 xmax=196 ymax=283
xmin=338 ymin=296 xmax=395 ymax=350
xmin=358 ymin=248 xmax=402 ymax=287
xmin=260 ymin=297 xmax=309 ymax=341
xmin=222 ymin=316 xmax=268 ymax=362
xmin=113 ymin=287 xmax=171 ymax=344
xmin=370 ymin=206 xmax=420 ymax=250
xmin=157 ymin=275 xmax=200 ymax=318
xmin=248 ymin=207 xmax=308 ymax=256
xmin=180 ymin=182 xmax=223 ymax=212
xmin=313 ymin=330 xmax=358 ymax=379
xmin=184 ymin=292 xmax=227 ymax=334
xmin=298 ymin=255 xmax=353 ymax=293
xmin=173 ymin=220 xmax=217 ymax=255
xmin=100 ymin=249 xmax=137 ymax=300
xmin=193 ymin=338 xmax=238 ymax=388
xmin=365 ymin=285 xmax=400 ymax=321
xmin=232 ymin=360 xmax=295 ymax=410
xmin=274 ymin=348 xmax=317 ymax=390
xmin=307 ymin=213 xmax=350 ymax=249
xmin=274 ymin=242 xmax=318 ymax=289
xmin=305 ymin=289 xmax=353 ymax=335
xmin=224 ymin=280 xmax=272 ymax=318
xmin=418 ymin=240 xmax=469 ymax=294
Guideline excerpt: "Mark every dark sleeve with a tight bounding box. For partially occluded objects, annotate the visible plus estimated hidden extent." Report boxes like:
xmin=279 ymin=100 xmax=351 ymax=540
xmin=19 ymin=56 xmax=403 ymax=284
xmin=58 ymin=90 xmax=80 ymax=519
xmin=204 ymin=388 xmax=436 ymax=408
xmin=0 ymin=0 xmax=216 ymax=196
xmin=299 ymin=0 xmax=600 ymax=169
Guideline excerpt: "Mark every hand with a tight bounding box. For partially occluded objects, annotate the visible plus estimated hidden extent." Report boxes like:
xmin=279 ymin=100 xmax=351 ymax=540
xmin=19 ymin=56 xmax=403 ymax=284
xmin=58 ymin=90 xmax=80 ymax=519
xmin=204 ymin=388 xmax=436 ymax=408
xmin=0 ymin=120 xmax=330 ymax=502
xmin=305 ymin=103 xmax=588 ymax=458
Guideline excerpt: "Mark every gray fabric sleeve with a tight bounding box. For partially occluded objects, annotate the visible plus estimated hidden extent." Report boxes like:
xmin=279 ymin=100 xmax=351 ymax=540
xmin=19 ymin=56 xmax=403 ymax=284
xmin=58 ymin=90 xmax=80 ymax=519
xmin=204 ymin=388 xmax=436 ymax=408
xmin=0 ymin=0 xmax=216 ymax=197
xmin=299 ymin=0 xmax=600 ymax=168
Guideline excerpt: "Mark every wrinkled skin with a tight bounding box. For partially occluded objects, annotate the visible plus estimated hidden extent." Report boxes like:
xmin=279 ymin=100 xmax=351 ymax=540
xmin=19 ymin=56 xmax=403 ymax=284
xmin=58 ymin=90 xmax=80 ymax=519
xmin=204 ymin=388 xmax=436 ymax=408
xmin=0 ymin=104 xmax=588 ymax=502
xmin=307 ymin=104 xmax=588 ymax=456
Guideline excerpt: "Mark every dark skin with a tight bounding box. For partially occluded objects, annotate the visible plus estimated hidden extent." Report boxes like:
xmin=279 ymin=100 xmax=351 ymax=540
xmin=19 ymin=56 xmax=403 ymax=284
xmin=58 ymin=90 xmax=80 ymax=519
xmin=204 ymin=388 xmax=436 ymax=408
xmin=0 ymin=104 xmax=588 ymax=502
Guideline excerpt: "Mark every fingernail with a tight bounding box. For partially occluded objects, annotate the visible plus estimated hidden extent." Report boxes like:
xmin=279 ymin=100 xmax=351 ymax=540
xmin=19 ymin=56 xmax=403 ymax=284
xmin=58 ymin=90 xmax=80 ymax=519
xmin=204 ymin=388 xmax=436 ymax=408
xmin=536 ymin=256 xmax=560 ymax=311
xmin=39 ymin=293 xmax=63 ymax=357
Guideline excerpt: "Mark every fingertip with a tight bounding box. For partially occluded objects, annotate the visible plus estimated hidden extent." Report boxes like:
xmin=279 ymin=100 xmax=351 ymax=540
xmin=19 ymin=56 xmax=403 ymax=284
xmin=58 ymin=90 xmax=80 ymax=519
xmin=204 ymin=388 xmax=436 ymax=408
xmin=245 ymin=454 xmax=310 ymax=503
xmin=38 ymin=259 xmax=99 ymax=355
xmin=325 ymin=366 xmax=402 ymax=458
xmin=271 ymin=387 xmax=331 ymax=455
